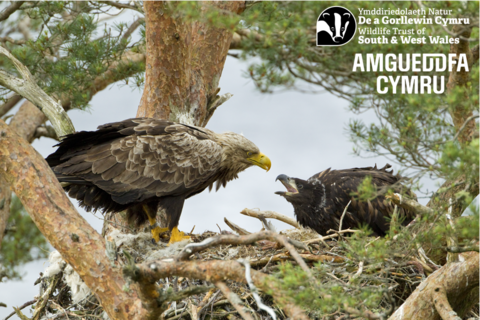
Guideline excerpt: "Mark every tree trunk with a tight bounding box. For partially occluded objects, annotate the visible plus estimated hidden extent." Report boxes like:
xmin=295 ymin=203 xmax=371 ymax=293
xmin=0 ymin=120 xmax=149 ymax=320
xmin=137 ymin=1 xmax=244 ymax=126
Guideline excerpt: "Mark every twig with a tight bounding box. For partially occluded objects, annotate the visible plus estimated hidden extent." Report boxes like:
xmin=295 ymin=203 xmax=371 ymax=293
xmin=0 ymin=94 xmax=22 ymax=118
xmin=121 ymin=17 xmax=144 ymax=42
xmin=98 ymin=1 xmax=143 ymax=12
xmin=251 ymin=253 xmax=344 ymax=268
xmin=338 ymin=200 xmax=351 ymax=232
xmin=241 ymin=208 xmax=300 ymax=229
xmin=0 ymin=37 xmax=26 ymax=46
xmin=453 ymin=115 xmax=479 ymax=142
xmin=12 ymin=308 xmax=30 ymax=320
xmin=350 ymin=261 xmax=364 ymax=281
xmin=0 ymin=1 xmax=25 ymax=22
xmin=32 ymin=274 xmax=61 ymax=320
xmin=303 ymin=229 xmax=359 ymax=245
xmin=446 ymin=198 xmax=459 ymax=263
xmin=215 ymin=281 xmax=255 ymax=320
xmin=237 ymin=259 xmax=277 ymax=320
xmin=4 ymin=300 xmax=37 ymax=320
xmin=447 ymin=245 xmax=480 ymax=253
xmin=387 ymin=193 xmax=437 ymax=218
xmin=344 ymin=306 xmax=383 ymax=320
xmin=177 ymin=231 xmax=309 ymax=261
xmin=224 ymin=217 xmax=251 ymax=235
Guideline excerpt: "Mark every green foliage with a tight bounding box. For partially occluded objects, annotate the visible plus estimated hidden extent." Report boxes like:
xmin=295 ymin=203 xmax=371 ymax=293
xmin=0 ymin=1 xmax=146 ymax=110
xmin=0 ymin=195 xmax=49 ymax=281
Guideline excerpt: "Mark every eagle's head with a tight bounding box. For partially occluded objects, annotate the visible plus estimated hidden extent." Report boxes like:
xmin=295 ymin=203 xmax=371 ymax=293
xmin=275 ymin=174 xmax=316 ymax=205
xmin=218 ymin=132 xmax=271 ymax=172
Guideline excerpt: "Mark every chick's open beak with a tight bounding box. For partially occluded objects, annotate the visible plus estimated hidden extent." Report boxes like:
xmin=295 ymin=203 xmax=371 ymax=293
xmin=247 ymin=152 xmax=271 ymax=172
xmin=275 ymin=174 xmax=299 ymax=195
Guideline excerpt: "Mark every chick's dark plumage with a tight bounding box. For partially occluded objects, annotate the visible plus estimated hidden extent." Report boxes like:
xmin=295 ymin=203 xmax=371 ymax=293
xmin=275 ymin=164 xmax=415 ymax=236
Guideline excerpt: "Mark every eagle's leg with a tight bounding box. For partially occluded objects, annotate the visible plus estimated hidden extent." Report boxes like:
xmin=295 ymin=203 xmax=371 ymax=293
xmin=161 ymin=196 xmax=190 ymax=245
xmin=142 ymin=204 xmax=168 ymax=242
xmin=168 ymin=226 xmax=191 ymax=245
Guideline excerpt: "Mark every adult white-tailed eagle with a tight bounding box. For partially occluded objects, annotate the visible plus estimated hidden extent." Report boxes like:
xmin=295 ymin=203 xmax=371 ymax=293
xmin=275 ymin=164 xmax=414 ymax=236
xmin=47 ymin=118 xmax=271 ymax=244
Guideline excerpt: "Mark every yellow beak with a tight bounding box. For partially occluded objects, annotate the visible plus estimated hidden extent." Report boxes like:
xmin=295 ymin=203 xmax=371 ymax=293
xmin=247 ymin=152 xmax=271 ymax=172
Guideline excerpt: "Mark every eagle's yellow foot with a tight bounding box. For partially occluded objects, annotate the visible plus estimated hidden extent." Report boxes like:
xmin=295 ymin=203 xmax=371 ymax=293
xmin=151 ymin=226 xmax=169 ymax=243
xmin=168 ymin=226 xmax=191 ymax=246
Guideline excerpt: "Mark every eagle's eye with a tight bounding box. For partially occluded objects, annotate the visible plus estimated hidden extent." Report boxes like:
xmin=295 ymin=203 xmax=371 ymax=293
xmin=298 ymin=184 xmax=303 ymax=189
xmin=247 ymin=151 xmax=253 ymax=157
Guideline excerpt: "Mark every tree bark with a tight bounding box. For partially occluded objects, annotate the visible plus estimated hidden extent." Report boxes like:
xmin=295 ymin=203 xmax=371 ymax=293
xmin=0 ymin=120 xmax=149 ymax=320
xmin=388 ymin=252 xmax=479 ymax=320
xmin=0 ymin=101 xmax=46 ymax=248
xmin=137 ymin=1 xmax=245 ymax=126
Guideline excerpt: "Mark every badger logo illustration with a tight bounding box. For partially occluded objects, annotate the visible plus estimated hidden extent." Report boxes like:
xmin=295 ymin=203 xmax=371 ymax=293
xmin=317 ymin=6 xmax=356 ymax=46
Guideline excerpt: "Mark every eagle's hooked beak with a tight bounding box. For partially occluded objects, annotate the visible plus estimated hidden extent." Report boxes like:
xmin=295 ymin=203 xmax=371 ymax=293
xmin=275 ymin=174 xmax=299 ymax=195
xmin=247 ymin=152 xmax=271 ymax=172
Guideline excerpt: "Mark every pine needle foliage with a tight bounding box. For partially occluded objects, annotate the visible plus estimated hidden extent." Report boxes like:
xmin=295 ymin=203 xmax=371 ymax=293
xmin=0 ymin=195 xmax=49 ymax=281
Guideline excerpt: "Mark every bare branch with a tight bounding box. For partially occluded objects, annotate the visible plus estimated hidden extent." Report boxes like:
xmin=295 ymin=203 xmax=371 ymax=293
xmin=121 ymin=18 xmax=145 ymax=42
xmin=0 ymin=46 xmax=75 ymax=137
xmin=224 ymin=217 xmax=251 ymax=235
xmin=303 ymin=228 xmax=360 ymax=246
xmin=3 ymin=300 xmax=36 ymax=320
xmin=215 ymin=281 xmax=255 ymax=320
xmin=453 ymin=115 xmax=479 ymax=142
xmin=177 ymin=231 xmax=309 ymax=261
xmin=33 ymin=125 xmax=59 ymax=141
xmin=447 ymin=245 xmax=480 ymax=253
xmin=0 ymin=1 xmax=25 ymax=23
xmin=0 ymin=94 xmax=21 ymax=118
xmin=251 ymin=252 xmax=344 ymax=268
xmin=387 ymin=193 xmax=437 ymax=218
xmin=98 ymin=1 xmax=143 ymax=13
xmin=241 ymin=208 xmax=300 ymax=229
xmin=0 ymin=37 xmax=26 ymax=45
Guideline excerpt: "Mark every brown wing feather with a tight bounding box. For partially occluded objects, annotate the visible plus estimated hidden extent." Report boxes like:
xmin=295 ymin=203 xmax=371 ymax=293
xmin=46 ymin=118 xmax=223 ymax=214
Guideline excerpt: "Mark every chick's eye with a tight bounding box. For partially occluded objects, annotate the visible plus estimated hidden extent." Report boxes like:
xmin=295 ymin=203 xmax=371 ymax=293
xmin=298 ymin=184 xmax=303 ymax=189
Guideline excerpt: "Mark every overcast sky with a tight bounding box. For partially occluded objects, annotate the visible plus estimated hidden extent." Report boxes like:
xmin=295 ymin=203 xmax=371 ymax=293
xmin=0 ymin=51 xmax=445 ymax=319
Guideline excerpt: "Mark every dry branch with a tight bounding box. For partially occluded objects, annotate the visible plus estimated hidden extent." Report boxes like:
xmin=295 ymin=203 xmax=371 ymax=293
xmin=0 ymin=46 xmax=75 ymax=137
xmin=177 ymin=231 xmax=309 ymax=261
xmin=303 ymin=228 xmax=359 ymax=245
xmin=0 ymin=1 xmax=25 ymax=22
xmin=129 ymin=259 xmax=311 ymax=320
xmin=251 ymin=253 xmax=344 ymax=267
xmin=0 ymin=94 xmax=22 ymax=118
xmin=0 ymin=121 xmax=149 ymax=320
xmin=215 ymin=281 xmax=254 ymax=320
xmin=387 ymin=193 xmax=437 ymax=217
xmin=224 ymin=217 xmax=251 ymax=235
xmin=241 ymin=208 xmax=300 ymax=229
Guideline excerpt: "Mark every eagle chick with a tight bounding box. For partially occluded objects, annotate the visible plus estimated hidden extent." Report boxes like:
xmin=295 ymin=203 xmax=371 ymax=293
xmin=275 ymin=164 xmax=414 ymax=236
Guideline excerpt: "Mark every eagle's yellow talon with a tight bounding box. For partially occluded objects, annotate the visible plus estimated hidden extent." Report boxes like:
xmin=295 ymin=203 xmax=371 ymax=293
xmin=168 ymin=226 xmax=191 ymax=246
xmin=151 ymin=226 xmax=169 ymax=243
